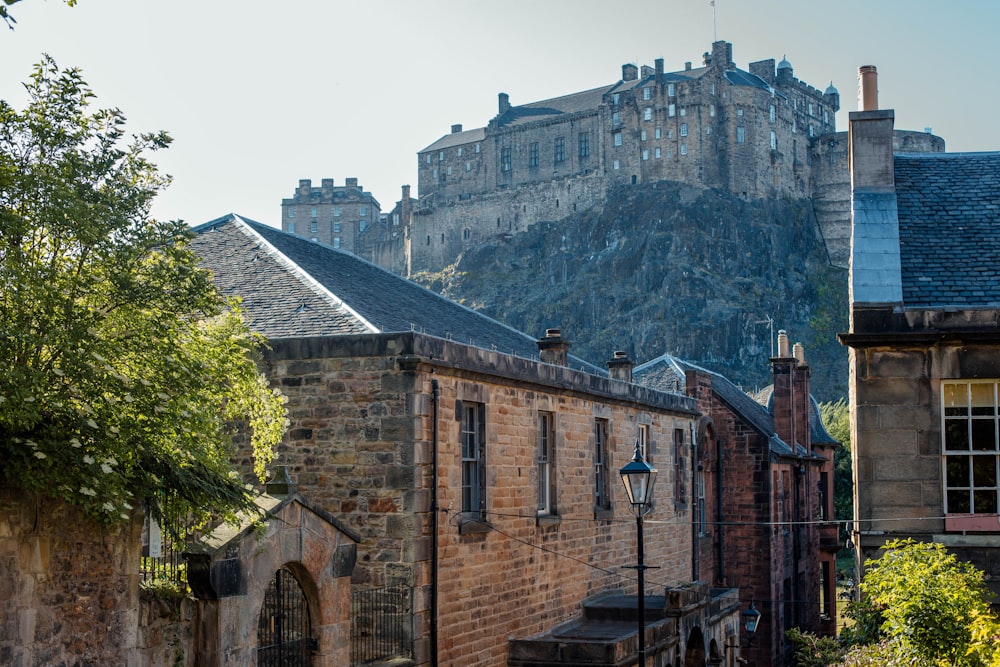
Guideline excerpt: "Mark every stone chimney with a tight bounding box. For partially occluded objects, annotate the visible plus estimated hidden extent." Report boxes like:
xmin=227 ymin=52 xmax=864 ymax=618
xmin=537 ymin=328 xmax=570 ymax=367
xmin=345 ymin=177 xmax=359 ymax=191
xmin=451 ymin=124 xmax=463 ymax=134
xmin=607 ymin=350 xmax=634 ymax=382
xmin=622 ymin=63 xmax=638 ymax=81
xmin=771 ymin=330 xmax=799 ymax=448
xmin=641 ymin=65 xmax=654 ymax=78
xmin=400 ymin=184 xmax=411 ymax=225
xmin=499 ymin=92 xmax=511 ymax=115
xmin=655 ymin=58 xmax=664 ymax=79
xmin=711 ymin=41 xmax=733 ymax=69
xmin=792 ymin=343 xmax=811 ymax=452
xmin=848 ymin=64 xmax=902 ymax=320
xmin=266 ymin=465 xmax=297 ymax=496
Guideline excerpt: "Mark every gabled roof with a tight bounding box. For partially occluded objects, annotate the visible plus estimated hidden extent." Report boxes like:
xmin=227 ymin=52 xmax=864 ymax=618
xmin=190 ymin=214 xmax=603 ymax=372
xmin=420 ymin=127 xmax=487 ymax=153
xmin=895 ymin=152 xmax=1000 ymax=308
xmin=494 ymin=85 xmax=610 ymax=131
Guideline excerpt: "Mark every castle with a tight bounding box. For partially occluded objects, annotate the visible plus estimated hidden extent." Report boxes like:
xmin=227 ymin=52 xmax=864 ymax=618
xmin=282 ymin=41 xmax=943 ymax=275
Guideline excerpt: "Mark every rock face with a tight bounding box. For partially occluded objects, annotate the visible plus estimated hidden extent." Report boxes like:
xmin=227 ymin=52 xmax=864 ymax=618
xmin=418 ymin=181 xmax=848 ymax=401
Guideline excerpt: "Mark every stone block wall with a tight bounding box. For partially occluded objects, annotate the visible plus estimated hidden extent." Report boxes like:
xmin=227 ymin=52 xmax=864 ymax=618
xmin=0 ymin=489 xmax=142 ymax=666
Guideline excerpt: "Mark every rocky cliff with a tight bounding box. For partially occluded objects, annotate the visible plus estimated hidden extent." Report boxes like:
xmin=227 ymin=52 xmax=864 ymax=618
xmin=415 ymin=181 xmax=848 ymax=402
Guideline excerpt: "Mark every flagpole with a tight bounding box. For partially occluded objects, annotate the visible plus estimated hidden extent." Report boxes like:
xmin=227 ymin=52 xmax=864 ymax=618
xmin=711 ymin=0 xmax=717 ymax=43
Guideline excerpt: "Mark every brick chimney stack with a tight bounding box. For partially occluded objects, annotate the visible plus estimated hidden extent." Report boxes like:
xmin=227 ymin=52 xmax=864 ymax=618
xmin=792 ymin=342 xmax=811 ymax=451
xmin=499 ymin=92 xmax=510 ymax=115
xmin=537 ymin=328 xmax=570 ymax=367
xmin=607 ymin=350 xmax=634 ymax=382
xmin=400 ymin=184 xmax=411 ymax=225
xmin=771 ymin=330 xmax=799 ymax=448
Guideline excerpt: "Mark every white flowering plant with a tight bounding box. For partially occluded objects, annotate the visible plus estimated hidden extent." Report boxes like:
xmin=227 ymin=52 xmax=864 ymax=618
xmin=0 ymin=57 xmax=287 ymax=526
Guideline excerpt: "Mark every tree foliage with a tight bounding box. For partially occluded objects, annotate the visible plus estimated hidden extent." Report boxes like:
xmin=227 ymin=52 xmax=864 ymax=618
xmin=819 ymin=398 xmax=853 ymax=543
xmin=2 ymin=0 xmax=77 ymax=29
xmin=0 ymin=57 xmax=285 ymax=525
xmin=790 ymin=539 xmax=1000 ymax=666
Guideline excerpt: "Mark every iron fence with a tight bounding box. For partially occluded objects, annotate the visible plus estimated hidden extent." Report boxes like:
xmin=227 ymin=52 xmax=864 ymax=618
xmin=351 ymin=585 xmax=412 ymax=665
xmin=140 ymin=504 xmax=195 ymax=586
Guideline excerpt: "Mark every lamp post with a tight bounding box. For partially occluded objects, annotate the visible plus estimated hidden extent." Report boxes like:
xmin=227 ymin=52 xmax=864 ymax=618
xmin=742 ymin=600 xmax=761 ymax=644
xmin=620 ymin=442 xmax=657 ymax=666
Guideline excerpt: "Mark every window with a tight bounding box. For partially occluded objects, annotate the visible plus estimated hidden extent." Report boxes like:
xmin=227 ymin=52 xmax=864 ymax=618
xmin=668 ymin=104 xmax=676 ymax=117
xmin=642 ymin=86 xmax=651 ymax=100
xmin=642 ymin=149 xmax=649 ymax=161
xmin=501 ymin=147 xmax=511 ymax=172
xmin=654 ymin=147 xmax=661 ymax=158
xmin=737 ymin=108 xmax=744 ymax=116
xmin=310 ymin=220 xmax=318 ymax=233
xmin=333 ymin=237 xmax=340 ymax=249
xmin=808 ymin=102 xmax=814 ymax=116
xmin=735 ymin=126 xmax=746 ymax=143
xmin=457 ymin=146 xmax=463 ymax=157
xmin=461 ymin=402 xmax=487 ymax=520
xmin=679 ymin=108 xmax=686 ymax=117
xmin=439 ymin=150 xmax=445 ymax=162
xmin=808 ymin=124 xmax=815 ymax=137
xmin=668 ymin=129 xmax=674 ymax=140
xmin=640 ymin=130 xmax=647 ymax=142
xmin=770 ymin=131 xmax=777 ymax=150
xmin=680 ymin=123 xmax=688 ymax=137
xmin=537 ymin=412 xmax=555 ymax=516
xmin=466 ymin=162 xmax=471 ymax=172
xmin=288 ymin=208 xmax=295 ymax=218
xmin=769 ymin=105 xmax=776 ymax=123
xmin=475 ymin=143 xmax=481 ymax=153
xmin=446 ymin=166 xmax=452 ymax=176
xmin=680 ymin=144 xmax=688 ymax=156
xmin=612 ymin=111 xmax=621 ymax=126
xmin=674 ymin=428 xmax=687 ymax=504
xmin=637 ymin=424 xmax=650 ymax=461
xmin=594 ymin=419 xmax=611 ymax=511
xmin=333 ymin=207 xmax=341 ymax=217
xmin=655 ymin=127 xmax=662 ymax=139
xmin=554 ymin=137 xmax=565 ymax=163
xmin=613 ymin=159 xmax=620 ymax=170
xmin=943 ymin=382 xmax=1000 ymax=520
xmin=288 ymin=221 xmax=295 ymax=233
xmin=529 ymin=142 xmax=539 ymax=167
xmin=425 ymin=154 xmax=431 ymax=164
xmin=709 ymin=104 xmax=715 ymax=117
xmin=310 ymin=207 xmax=317 ymax=218
xmin=709 ymin=83 xmax=715 ymax=95
xmin=613 ymin=132 xmax=623 ymax=147
xmin=667 ymin=83 xmax=675 ymax=97
xmin=578 ymin=132 xmax=590 ymax=158
xmin=359 ymin=206 xmax=367 ymax=216
xmin=644 ymin=107 xmax=652 ymax=121
xmin=333 ymin=222 xmax=341 ymax=233
xmin=612 ymin=92 xmax=620 ymax=105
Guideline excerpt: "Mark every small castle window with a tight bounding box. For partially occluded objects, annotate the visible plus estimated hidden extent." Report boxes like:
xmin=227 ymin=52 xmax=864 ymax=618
xmin=769 ymin=105 xmax=776 ymax=123
xmin=613 ymin=132 xmax=623 ymax=147
xmin=640 ymin=130 xmax=647 ymax=141
xmin=770 ymin=131 xmax=777 ymax=150
xmin=642 ymin=149 xmax=649 ymax=161
xmin=737 ymin=127 xmax=746 ymax=143
xmin=288 ymin=208 xmax=295 ymax=218
xmin=613 ymin=160 xmax=620 ymax=170
xmin=310 ymin=207 xmax=317 ymax=218
xmin=668 ymin=83 xmax=676 ymax=97
xmin=709 ymin=104 xmax=716 ymax=117
xmin=288 ymin=221 xmax=295 ymax=233
xmin=359 ymin=206 xmax=367 ymax=216
xmin=668 ymin=104 xmax=676 ymax=117
xmin=680 ymin=124 xmax=688 ymax=137
xmin=679 ymin=108 xmax=686 ymax=117
xmin=333 ymin=222 xmax=341 ymax=233
xmin=466 ymin=162 xmax=471 ymax=172
xmin=680 ymin=144 xmax=688 ymax=156
xmin=655 ymin=127 xmax=662 ymax=139
xmin=475 ymin=143 xmax=481 ymax=153
xmin=613 ymin=93 xmax=620 ymax=105
xmin=439 ymin=151 xmax=445 ymax=161
xmin=457 ymin=147 xmax=463 ymax=157
xmin=654 ymin=147 xmax=661 ymax=158
xmin=333 ymin=207 xmax=341 ymax=217
xmin=310 ymin=220 xmax=318 ymax=233
xmin=333 ymin=237 xmax=340 ymax=248
xmin=643 ymin=87 xmax=651 ymax=100
xmin=644 ymin=108 xmax=653 ymax=121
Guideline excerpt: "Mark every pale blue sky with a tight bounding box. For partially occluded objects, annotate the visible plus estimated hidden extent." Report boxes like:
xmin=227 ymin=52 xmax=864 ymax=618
xmin=2 ymin=0 xmax=997 ymax=226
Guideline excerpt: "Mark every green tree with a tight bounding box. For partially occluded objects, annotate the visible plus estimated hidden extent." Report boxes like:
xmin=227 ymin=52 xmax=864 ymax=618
xmin=2 ymin=0 xmax=77 ymax=28
xmin=819 ymin=398 xmax=853 ymax=544
xmin=0 ymin=57 xmax=285 ymax=526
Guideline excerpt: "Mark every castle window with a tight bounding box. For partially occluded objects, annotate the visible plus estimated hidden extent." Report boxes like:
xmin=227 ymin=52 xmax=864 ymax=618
xmin=529 ymin=142 xmax=539 ymax=167
xmin=501 ymin=147 xmax=511 ymax=172
xmin=457 ymin=147 xmax=463 ymax=157
xmin=463 ymin=228 xmax=470 ymax=240
xmin=466 ymin=162 xmax=471 ymax=172
xmin=288 ymin=221 xmax=295 ymax=233
xmin=441 ymin=233 xmax=444 ymax=243
xmin=824 ymin=111 xmax=829 ymax=124
xmin=770 ymin=131 xmax=777 ymax=150
xmin=640 ymin=130 xmax=647 ymax=141
xmin=613 ymin=160 xmax=620 ymax=170
xmin=705 ymin=126 xmax=711 ymax=136
xmin=642 ymin=149 xmax=649 ymax=161
xmin=668 ymin=104 xmax=676 ymax=117
xmin=709 ymin=104 xmax=716 ymax=117
xmin=447 ymin=166 xmax=452 ymax=176
xmin=309 ymin=220 xmax=319 ymax=233
xmin=668 ymin=83 xmax=676 ymax=97
xmin=427 ymin=235 xmax=431 ymax=245
xmin=737 ymin=108 xmax=744 ymax=116
xmin=612 ymin=111 xmax=621 ymax=126
xmin=439 ymin=151 xmax=445 ymax=161
xmin=655 ymin=127 xmax=662 ymax=139
xmin=643 ymin=87 xmax=651 ymax=100
xmin=333 ymin=207 xmax=341 ymax=217
xmin=613 ymin=131 xmax=623 ymax=147
xmin=644 ymin=107 xmax=653 ymax=121
xmin=425 ymin=154 xmax=431 ymax=164
xmin=680 ymin=124 xmax=688 ymax=137
xmin=613 ymin=92 xmax=620 ymax=105
xmin=680 ymin=144 xmax=688 ymax=156
xmin=359 ymin=206 xmax=367 ymax=216
xmin=475 ymin=143 xmax=481 ymax=153
xmin=655 ymin=147 xmax=661 ymax=158
xmin=579 ymin=132 xmax=590 ymax=158
xmin=554 ymin=137 xmax=565 ymax=163
xmin=808 ymin=102 xmax=814 ymax=116
xmin=287 ymin=208 xmax=295 ymax=218
xmin=333 ymin=237 xmax=340 ymax=249
xmin=310 ymin=207 xmax=317 ymax=218
xmin=809 ymin=124 xmax=815 ymax=137
xmin=737 ymin=127 xmax=746 ymax=143
xmin=769 ymin=105 xmax=776 ymax=123
xmin=709 ymin=83 xmax=715 ymax=95
xmin=668 ymin=129 xmax=674 ymax=140
xmin=679 ymin=108 xmax=686 ymax=117
xmin=333 ymin=222 xmax=341 ymax=233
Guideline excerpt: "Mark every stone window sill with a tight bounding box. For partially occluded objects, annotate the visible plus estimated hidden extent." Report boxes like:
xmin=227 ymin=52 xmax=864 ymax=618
xmin=536 ymin=514 xmax=562 ymax=528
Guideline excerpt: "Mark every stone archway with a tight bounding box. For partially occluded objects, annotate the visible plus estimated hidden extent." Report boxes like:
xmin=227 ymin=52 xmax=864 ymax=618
xmin=683 ymin=626 xmax=706 ymax=667
xmin=258 ymin=566 xmax=315 ymax=666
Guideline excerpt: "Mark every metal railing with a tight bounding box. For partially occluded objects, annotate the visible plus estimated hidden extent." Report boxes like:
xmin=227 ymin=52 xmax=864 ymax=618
xmin=351 ymin=585 xmax=412 ymax=665
xmin=140 ymin=504 xmax=195 ymax=587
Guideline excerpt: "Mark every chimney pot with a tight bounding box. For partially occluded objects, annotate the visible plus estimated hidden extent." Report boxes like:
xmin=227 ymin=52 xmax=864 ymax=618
xmin=858 ymin=65 xmax=878 ymax=111
xmin=793 ymin=342 xmax=806 ymax=366
xmin=537 ymin=328 xmax=571 ymax=367
xmin=777 ymin=330 xmax=791 ymax=357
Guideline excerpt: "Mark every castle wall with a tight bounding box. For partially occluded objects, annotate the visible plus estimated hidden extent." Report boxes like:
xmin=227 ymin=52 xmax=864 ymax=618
xmin=281 ymin=178 xmax=381 ymax=254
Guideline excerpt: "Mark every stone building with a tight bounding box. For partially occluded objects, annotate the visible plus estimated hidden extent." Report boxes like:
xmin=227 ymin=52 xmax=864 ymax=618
xmin=281 ymin=177 xmax=381 ymax=255
xmin=191 ymin=214 xmax=749 ymax=666
xmin=839 ymin=69 xmax=1000 ymax=598
xmin=633 ymin=332 xmax=840 ymax=667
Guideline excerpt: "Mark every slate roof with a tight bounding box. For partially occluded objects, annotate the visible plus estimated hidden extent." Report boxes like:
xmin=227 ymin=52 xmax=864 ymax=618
xmin=190 ymin=214 xmax=603 ymax=373
xmin=421 ymin=127 xmax=487 ymax=153
xmin=633 ymin=354 xmax=807 ymax=459
xmin=895 ymin=152 xmax=1000 ymax=308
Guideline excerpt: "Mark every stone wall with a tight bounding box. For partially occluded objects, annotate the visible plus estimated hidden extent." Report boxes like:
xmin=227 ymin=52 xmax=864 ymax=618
xmin=0 ymin=489 xmax=142 ymax=666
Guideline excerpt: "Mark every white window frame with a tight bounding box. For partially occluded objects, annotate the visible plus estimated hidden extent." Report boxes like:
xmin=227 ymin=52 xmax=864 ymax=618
xmin=461 ymin=402 xmax=487 ymax=520
xmin=537 ymin=412 xmax=555 ymax=516
xmin=942 ymin=381 xmax=1000 ymax=522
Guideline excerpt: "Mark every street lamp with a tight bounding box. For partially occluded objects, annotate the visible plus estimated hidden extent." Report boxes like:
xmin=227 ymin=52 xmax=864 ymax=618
xmin=742 ymin=600 xmax=761 ymax=645
xmin=620 ymin=442 xmax=657 ymax=666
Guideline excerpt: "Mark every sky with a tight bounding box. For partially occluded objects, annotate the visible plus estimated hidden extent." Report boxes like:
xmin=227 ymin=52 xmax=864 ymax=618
xmin=2 ymin=0 xmax=998 ymax=227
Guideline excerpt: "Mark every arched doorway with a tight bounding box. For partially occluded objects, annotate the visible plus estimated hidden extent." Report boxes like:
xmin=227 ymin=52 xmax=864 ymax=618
xmin=683 ymin=627 xmax=706 ymax=667
xmin=258 ymin=566 xmax=315 ymax=666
